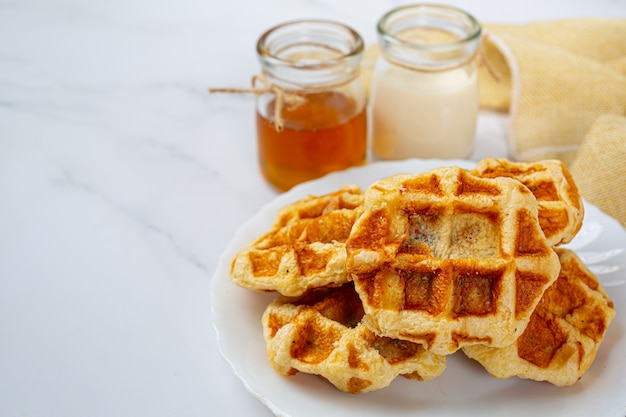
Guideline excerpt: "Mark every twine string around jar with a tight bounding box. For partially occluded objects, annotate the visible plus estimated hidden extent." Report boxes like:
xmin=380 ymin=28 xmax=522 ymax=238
xmin=209 ymin=69 xmax=362 ymax=132
xmin=209 ymin=73 xmax=306 ymax=132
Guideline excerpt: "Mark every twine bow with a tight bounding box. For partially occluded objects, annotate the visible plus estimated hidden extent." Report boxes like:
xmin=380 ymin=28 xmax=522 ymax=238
xmin=208 ymin=73 xmax=305 ymax=132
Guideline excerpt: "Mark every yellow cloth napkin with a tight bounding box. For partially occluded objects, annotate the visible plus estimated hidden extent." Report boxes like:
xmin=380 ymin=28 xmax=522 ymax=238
xmin=569 ymin=115 xmax=626 ymax=228
xmin=479 ymin=19 xmax=626 ymax=165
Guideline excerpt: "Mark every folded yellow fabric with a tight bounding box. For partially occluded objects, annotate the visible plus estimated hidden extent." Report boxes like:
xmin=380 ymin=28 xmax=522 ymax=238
xmin=479 ymin=19 xmax=626 ymax=165
xmin=569 ymin=115 xmax=626 ymax=228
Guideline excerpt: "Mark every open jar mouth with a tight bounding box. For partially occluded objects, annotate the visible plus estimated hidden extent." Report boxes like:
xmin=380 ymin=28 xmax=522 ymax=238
xmin=377 ymin=4 xmax=482 ymax=70
xmin=256 ymin=19 xmax=364 ymax=87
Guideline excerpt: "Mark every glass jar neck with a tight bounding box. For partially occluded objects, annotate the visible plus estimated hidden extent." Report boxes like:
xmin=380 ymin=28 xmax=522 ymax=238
xmin=256 ymin=19 xmax=364 ymax=89
xmin=377 ymin=4 xmax=482 ymax=72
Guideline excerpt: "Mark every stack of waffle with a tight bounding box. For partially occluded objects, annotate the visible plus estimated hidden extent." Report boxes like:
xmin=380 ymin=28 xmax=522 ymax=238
xmin=230 ymin=158 xmax=615 ymax=393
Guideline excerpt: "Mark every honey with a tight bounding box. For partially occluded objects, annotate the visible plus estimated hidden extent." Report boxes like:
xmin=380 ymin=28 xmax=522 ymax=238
xmin=257 ymin=90 xmax=367 ymax=191
xmin=253 ymin=19 xmax=366 ymax=191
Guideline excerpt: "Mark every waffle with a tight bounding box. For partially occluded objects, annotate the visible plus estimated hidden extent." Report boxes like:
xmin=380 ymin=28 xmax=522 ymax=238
xmin=230 ymin=185 xmax=364 ymax=296
xmin=472 ymin=157 xmax=583 ymax=246
xmin=262 ymin=282 xmax=447 ymax=394
xmin=463 ymin=249 xmax=616 ymax=386
xmin=345 ymin=166 xmax=561 ymax=355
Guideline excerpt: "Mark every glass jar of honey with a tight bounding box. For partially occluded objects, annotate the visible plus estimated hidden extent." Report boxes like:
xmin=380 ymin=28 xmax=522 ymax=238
xmin=255 ymin=20 xmax=367 ymax=191
xmin=370 ymin=4 xmax=482 ymax=161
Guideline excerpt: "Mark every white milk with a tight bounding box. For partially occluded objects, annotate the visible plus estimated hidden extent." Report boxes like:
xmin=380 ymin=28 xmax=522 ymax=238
xmin=370 ymin=60 xmax=479 ymax=160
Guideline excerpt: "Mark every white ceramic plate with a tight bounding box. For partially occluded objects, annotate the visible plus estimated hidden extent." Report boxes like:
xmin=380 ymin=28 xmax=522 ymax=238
xmin=210 ymin=159 xmax=626 ymax=417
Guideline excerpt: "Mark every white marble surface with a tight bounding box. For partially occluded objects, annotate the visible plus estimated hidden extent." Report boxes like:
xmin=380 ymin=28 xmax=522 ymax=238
xmin=1 ymin=1 xmax=625 ymax=416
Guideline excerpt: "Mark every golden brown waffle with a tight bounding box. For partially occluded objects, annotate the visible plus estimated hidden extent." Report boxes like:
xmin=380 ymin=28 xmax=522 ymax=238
xmin=345 ymin=166 xmax=561 ymax=355
xmin=230 ymin=185 xmax=364 ymax=297
xmin=472 ymin=157 xmax=583 ymax=246
xmin=463 ymin=248 xmax=615 ymax=386
xmin=262 ymin=282 xmax=447 ymax=394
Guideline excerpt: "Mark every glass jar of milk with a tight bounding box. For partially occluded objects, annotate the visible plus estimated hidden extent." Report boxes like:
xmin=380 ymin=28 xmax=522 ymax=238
xmin=370 ymin=4 xmax=482 ymax=160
